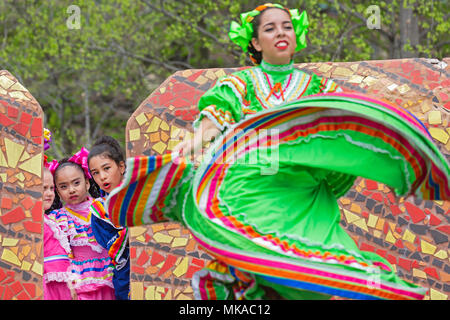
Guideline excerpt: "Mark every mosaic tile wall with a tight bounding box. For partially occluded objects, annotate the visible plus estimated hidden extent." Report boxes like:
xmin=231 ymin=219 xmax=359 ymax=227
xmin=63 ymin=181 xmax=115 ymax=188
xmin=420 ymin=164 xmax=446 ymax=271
xmin=0 ymin=70 xmax=44 ymax=300
xmin=126 ymin=58 xmax=449 ymax=300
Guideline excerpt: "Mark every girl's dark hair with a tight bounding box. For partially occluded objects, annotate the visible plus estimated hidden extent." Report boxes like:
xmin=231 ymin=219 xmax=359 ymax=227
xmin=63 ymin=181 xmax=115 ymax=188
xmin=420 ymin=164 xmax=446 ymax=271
xmin=247 ymin=6 xmax=291 ymax=65
xmin=87 ymin=136 xmax=125 ymax=168
xmin=54 ymin=158 xmax=102 ymax=199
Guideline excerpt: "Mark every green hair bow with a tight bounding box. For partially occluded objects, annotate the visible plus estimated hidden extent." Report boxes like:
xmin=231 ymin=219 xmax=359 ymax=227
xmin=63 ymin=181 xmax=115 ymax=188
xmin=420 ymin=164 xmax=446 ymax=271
xmin=229 ymin=4 xmax=309 ymax=53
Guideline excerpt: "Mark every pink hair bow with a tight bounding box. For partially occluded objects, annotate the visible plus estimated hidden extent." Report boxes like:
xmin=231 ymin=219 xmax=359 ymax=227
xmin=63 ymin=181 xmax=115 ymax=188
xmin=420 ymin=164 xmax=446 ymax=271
xmin=44 ymin=154 xmax=59 ymax=173
xmin=68 ymin=147 xmax=91 ymax=179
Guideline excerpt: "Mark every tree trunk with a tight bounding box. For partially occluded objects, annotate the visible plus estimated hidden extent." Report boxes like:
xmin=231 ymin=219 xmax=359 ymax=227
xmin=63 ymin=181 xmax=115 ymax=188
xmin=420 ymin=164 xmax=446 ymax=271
xmin=399 ymin=5 xmax=419 ymax=58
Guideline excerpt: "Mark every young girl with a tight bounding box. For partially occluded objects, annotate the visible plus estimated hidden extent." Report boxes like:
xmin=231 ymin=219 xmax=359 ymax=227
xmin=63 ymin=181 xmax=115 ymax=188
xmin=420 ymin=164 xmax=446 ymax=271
xmin=87 ymin=136 xmax=130 ymax=300
xmin=51 ymin=148 xmax=115 ymax=300
xmin=43 ymin=166 xmax=74 ymax=300
xmin=105 ymin=4 xmax=449 ymax=300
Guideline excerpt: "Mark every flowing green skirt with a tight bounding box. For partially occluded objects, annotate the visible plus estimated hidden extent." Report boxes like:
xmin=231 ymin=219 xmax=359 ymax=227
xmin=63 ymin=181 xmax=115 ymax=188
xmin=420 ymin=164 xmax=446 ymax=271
xmin=106 ymin=93 xmax=449 ymax=300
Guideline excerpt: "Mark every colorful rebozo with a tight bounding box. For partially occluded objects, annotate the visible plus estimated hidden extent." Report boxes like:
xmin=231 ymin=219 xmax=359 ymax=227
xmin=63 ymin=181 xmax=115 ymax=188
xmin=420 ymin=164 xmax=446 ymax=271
xmin=50 ymin=148 xmax=115 ymax=300
xmin=88 ymin=136 xmax=130 ymax=300
xmin=105 ymin=4 xmax=449 ymax=300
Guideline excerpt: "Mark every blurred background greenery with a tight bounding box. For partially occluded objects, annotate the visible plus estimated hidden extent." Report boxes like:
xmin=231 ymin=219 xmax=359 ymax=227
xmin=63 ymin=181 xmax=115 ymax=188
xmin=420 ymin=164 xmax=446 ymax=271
xmin=0 ymin=0 xmax=448 ymax=158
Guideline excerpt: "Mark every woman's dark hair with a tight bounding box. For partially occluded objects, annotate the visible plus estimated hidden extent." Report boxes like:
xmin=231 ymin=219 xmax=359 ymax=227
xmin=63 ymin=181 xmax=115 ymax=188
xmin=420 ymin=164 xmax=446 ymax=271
xmin=54 ymin=158 xmax=102 ymax=199
xmin=87 ymin=136 xmax=125 ymax=168
xmin=45 ymin=192 xmax=63 ymax=215
xmin=247 ymin=6 xmax=291 ymax=65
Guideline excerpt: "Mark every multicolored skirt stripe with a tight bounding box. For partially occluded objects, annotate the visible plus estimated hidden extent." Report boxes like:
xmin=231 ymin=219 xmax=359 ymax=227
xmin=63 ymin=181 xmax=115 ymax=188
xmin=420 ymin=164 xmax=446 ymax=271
xmin=106 ymin=93 xmax=449 ymax=300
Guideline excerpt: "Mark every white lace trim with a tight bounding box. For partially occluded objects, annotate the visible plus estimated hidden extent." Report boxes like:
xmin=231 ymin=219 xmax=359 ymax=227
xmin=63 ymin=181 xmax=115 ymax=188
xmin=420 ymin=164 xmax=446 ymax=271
xmin=44 ymin=217 xmax=72 ymax=255
xmin=44 ymin=271 xmax=76 ymax=283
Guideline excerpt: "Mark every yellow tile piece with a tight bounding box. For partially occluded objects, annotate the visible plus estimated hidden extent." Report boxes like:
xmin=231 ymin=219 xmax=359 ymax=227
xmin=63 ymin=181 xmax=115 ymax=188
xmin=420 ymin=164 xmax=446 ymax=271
xmin=136 ymin=235 xmax=146 ymax=243
xmin=333 ymin=67 xmax=353 ymax=77
xmin=350 ymin=203 xmax=361 ymax=214
xmin=429 ymin=288 xmax=447 ymax=300
xmin=145 ymin=285 xmax=155 ymax=300
xmin=172 ymin=257 xmax=189 ymax=277
xmin=31 ymin=261 xmax=43 ymax=276
xmin=397 ymin=84 xmax=410 ymax=94
xmin=0 ymin=149 xmax=7 ymax=168
xmin=136 ymin=113 xmax=148 ymax=126
xmin=350 ymin=64 xmax=359 ymax=72
xmin=9 ymin=82 xmax=27 ymax=92
xmin=388 ymin=222 xmax=396 ymax=232
xmin=9 ymin=91 xmax=30 ymax=101
xmin=421 ymin=239 xmax=437 ymax=255
xmin=1 ymin=248 xmax=22 ymax=266
xmin=363 ymin=76 xmax=378 ymax=86
xmin=182 ymin=70 xmax=193 ymax=77
xmin=170 ymin=126 xmax=181 ymax=138
xmin=205 ymin=70 xmax=217 ymax=80
xmin=343 ymin=209 xmax=360 ymax=224
xmin=21 ymin=245 xmax=31 ymax=257
xmin=428 ymin=128 xmax=449 ymax=144
xmin=152 ymin=141 xmax=167 ymax=154
xmin=130 ymin=226 xmax=147 ymax=237
xmin=434 ymin=200 xmax=443 ymax=205
xmin=318 ymin=64 xmax=333 ymax=73
xmin=168 ymin=229 xmax=181 ymax=237
xmin=176 ymin=293 xmax=192 ymax=300
xmin=373 ymin=230 xmax=382 ymax=238
xmin=151 ymin=223 xmax=165 ymax=233
xmin=0 ymin=87 xmax=6 ymax=95
xmin=171 ymin=237 xmax=188 ymax=248
xmin=16 ymin=172 xmax=25 ymax=182
xmin=167 ymin=139 xmax=181 ymax=151
xmin=412 ymin=268 xmax=427 ymax=279
xmin=149 ymin=132 xmax=160 ymax=143
xmin=353 ymin=218 xmax=368 ymax=232
xmin=348 ymin=75 xmax=364 ymax=84
xmin=385 ymin=230 xmax=396 ymax=244
xmin=402 ymin=229 xmax=416 ymax=243
xmin=421 ymin=101 xmax=431 ymax=113
xmin=2 ymin=237 xmax=19 ymax=246
xmin=156 ymin=261 xmax=164 ymax=268
xmin=153 ymin=232 xmax=173 ymax=244
xmin=19 ymin=151 xmax=30 ymax=162
xmin=131 ymin=282 xmax=144 ymax=300
xmin=4 ymin=137 xmax=25 ymax=168
xmin=340 ymin=197 xmax=351 ymax=205
xmin=129 ymin=128 xmax=141 ymax=142
xmin=434 ymin=249 xmax=448 ymax=259
xmin=18 ymin=153 xmax=42 ymax=177
xmin=160 ymin=120 xmax=169 ymax=131
xmin=21 ymin=260 xmax=32 ymax=271
xmin=146 ymin=117 xmax=162 ymax=133
xmin=0 ymin=75 xmax=14 ymax=89
xmin=375 ymin=217 xmax=385 ymax=230
xmin=428 ymin=111 xmax=442 ymax=125
xmin=183 ymin=286 xmax=193 ymax=293
xmin=215 ymin=69 xmax=227 ymax=79
xmin=194 ymin=75 xmax=208 ymax=85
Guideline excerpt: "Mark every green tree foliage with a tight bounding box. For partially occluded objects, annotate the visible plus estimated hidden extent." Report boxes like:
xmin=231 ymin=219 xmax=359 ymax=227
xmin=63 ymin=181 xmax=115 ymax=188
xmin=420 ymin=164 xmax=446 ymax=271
xmin=0 ymin=0 xmax=448 ymax=158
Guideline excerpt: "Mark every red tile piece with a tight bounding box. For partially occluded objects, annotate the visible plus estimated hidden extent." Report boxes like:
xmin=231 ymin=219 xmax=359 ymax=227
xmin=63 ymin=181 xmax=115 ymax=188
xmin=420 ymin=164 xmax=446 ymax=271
xmin=23 ymin=221 xmax=41 ymax=233
xmin=401 ymin=62 xmax=414 ymax=74
xmin=131 ymin=266 xmax=145 ymax=275
xmin=371 ymin=192 xmax=383 ymax=202
xmin=3 ymin=286 xmax=14 ymax=300
xmin=395 ymin=239 xmax=404 ymax=249
xmin=20 ymin=112 xmax=32 ymax=124
xmin=21 ymin=197 xmax=34 ymax=210
xmin=424 ymin=267 xmax=440 ymax=280
xmin=10 ymin=281 xmax=23 ymax=295
xmin=398 ymin=257 xmax=412 ymax=272
xmin=1 ymin=197 xmax=13 ymax=209
xmin=31 ymin=201 xmax=42 ymax=222
xmin=30 ymin=118 xmax=42 ymax=137
xmin=383 ymin=221 xmax=389 ymax=235
xmin=1 ymin=207 xmax=26 ymax=225
xmin=429 ymin=214 xmax=442 ymax=226
xmin=22 ymin=283 xmax=36 ymax=298
xmin=359 ymin=243 xmax=375 ymax=252
xmin=17 ymin=291 xmax=30 ymax=300
xmin=158 ymin=254 xmax=177 ymax=276
xmin=130 ymin=247 xmax=136 ymax=259
xmin=390 ymin=205 xmax=402 ymax=215
xmin=375 ymin=249 xmax=387 ymax=258
xmin=386 ymin=254 xmax=397 ymax=265
xmin=32 ymin=136 xmax=42 ymax=144
xmin=436 ymin=225 xmax=450 ymax=235
xmin=137 ymin=250 xmax=149 ymax=266
xmin=150 ymin=251 xmax=165 ymax=266
xmin=366 ymin=180 xmax=378 ymax=190
xmin=191 ymin=258 xmax=205 ymax=268
xmin=0 ymin=113 xmax=15 ymax=127
xmin=7 ymin=106 xmax=19 ymax=118
xmin=186 ymin=265 xmax=203 ymax=278
xmin=0 ymin=268 xmax=6 ymax=283
xmin=0 ymin=286 xmax=4 ymax=299
xmin=12 ymin=123 xmax=29 ymax=136
xmin=404 ymin=202 xmax=426 ymax=223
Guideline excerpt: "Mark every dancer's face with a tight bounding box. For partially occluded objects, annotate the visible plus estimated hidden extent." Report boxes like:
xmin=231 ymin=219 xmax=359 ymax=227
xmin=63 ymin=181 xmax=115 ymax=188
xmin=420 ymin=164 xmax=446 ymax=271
xmin=89 ymin=154 xmax=125 ymax=193
xmin=251 ymin=8 xmax=297 ymax=65
xmin=55 ymin=165 xmax=90 ymax=205
xmin=43 ymin=169 xmax=55 ymax=211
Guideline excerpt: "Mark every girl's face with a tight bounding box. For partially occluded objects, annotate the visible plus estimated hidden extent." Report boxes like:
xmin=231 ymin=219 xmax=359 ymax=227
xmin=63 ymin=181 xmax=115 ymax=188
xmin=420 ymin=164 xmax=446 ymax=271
xmin=251 ymin=8 xmax=297 ymax=65
xmin=88 ymin=155 xmax=125 ymax=193
xmin=43 ymin=169 xmax=55 ymax=211
xmin=55 ymin=165 xmax=90 ymax=205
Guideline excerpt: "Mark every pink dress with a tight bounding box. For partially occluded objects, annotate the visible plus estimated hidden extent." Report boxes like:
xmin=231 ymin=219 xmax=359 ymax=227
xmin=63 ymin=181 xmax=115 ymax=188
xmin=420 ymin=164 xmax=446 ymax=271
xmin=43 ymin=214 xmax=73 ymax=300
xmin=51 ymin=198 xmax=115 ymax=300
